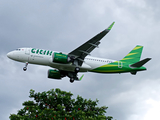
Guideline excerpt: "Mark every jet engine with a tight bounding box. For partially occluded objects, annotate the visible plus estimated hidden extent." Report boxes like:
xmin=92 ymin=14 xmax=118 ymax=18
xmin=48 ymin=69 xmax=61 ymax=79
xmin=52 ymin=52 xmax=71 ymax=64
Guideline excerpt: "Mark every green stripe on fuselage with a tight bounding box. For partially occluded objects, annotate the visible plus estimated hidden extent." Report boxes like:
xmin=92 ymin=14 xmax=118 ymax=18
xmin=91 ymin=45 xmax=146 ymax=73
xmin=90 ymin=61 xmax=146 ymax=73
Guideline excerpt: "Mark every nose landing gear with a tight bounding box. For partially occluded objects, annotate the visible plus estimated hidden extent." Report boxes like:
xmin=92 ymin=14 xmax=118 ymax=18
xmin=23 ymin=62 xmax=28 ymax=71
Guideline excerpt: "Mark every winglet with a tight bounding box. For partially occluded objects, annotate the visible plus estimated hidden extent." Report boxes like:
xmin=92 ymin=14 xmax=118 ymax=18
xmin=79 ymin=74 xmax=84 ymax=81
xmin=107 ymin=22 xmax=115 ymax=30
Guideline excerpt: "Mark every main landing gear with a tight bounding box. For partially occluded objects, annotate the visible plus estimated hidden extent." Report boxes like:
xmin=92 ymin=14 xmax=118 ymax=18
xmin=75 ymin=67 xmax=80 ymax=73
xmin=23 ymin=62 xmax=28 ymax=71
xmin=70 ymin=78 xmax=74 ymax=83
xmin=68 ymin=67 xmax=80 ymax=83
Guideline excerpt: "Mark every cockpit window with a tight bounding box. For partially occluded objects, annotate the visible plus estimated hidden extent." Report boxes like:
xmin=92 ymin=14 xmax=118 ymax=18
xmin=16 ymin=49 xmax=21 ymax=51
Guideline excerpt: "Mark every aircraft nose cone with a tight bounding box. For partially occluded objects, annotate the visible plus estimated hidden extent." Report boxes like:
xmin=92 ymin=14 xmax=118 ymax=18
xmin=7 ymin=52 xmax=13 ymax=59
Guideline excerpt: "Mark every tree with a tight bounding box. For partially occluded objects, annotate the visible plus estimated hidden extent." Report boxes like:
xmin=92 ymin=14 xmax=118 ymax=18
xmin=9 ymin=88 xmax=113 ymax=120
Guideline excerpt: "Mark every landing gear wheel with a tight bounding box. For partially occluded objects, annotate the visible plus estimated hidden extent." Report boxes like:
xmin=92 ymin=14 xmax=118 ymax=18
xmin=23 ymin=62 xmax=28 ymax=71
xmin=75 ymin=67 xmax=80 ymax=73
xmin=23 ymin=67 xmax=27 ymax=71
xmin=70 ymin=78 xmax=74 ymax=83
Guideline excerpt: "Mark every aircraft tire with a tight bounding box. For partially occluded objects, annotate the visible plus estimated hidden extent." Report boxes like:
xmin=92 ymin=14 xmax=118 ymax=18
xmin=75 ymin=67 xmax=80 ymax=73
xmin=70 ymin=78 xmax=74 ymax=83
xmin=23 ymin=67 xmax=27 ymax=71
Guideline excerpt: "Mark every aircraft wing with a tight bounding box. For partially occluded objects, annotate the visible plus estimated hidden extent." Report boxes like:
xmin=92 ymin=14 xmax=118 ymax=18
xmin=68 ymin=22 xmax=115 ymax=66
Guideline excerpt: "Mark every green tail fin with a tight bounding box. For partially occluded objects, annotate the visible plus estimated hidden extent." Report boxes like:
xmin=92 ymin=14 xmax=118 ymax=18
xmin=120 ymin=45 xmax=143 ymax=64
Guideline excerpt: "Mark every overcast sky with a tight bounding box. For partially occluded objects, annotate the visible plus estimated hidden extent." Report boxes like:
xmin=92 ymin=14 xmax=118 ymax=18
xmin=1 ymin=0 xmax=160 ymax=120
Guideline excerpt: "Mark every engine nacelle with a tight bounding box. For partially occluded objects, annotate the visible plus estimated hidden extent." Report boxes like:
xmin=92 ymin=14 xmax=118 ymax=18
xmin=52 ymin=52 xmax=71 ymax=64
xmin=48 ymin=69 xmax=61 ymax=79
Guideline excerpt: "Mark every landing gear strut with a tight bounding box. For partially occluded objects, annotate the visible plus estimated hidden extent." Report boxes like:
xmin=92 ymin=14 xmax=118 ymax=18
xmin=23 ymin=62 xmax=28 ymax=71
xmin=70 ymin=78 xmax=74 ymax=83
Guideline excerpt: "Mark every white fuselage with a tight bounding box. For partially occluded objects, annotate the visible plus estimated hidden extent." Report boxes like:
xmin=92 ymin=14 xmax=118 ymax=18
xmin=7 ymin=48 xmax=116 ymax=72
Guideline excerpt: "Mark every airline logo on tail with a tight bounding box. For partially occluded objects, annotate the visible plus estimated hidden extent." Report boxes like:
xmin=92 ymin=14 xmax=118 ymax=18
xmin=121 ymin=45 xmax=143 ymax=63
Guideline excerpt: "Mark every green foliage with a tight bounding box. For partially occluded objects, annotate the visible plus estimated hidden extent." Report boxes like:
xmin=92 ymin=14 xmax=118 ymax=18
xmin=9 ymin=88 xmax=113 ymax=120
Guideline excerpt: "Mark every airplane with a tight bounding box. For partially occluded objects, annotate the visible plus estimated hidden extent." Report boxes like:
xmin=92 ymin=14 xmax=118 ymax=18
xmin=7 ymin=22 xmax=151 ymax=83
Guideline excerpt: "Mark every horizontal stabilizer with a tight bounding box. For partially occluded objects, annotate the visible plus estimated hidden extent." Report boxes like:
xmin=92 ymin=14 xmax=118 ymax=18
xmin=130 ymin=58 xmax=151 ymax=67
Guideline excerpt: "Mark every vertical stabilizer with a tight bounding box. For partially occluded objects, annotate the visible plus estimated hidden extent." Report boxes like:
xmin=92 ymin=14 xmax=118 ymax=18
xmin=120 ymin=45 xmax=143 ymax=64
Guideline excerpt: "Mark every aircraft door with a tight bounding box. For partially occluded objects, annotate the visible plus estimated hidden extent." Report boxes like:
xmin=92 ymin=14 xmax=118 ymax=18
xmin=24 ymin=48 xmax=30 ymax=62
xmin=118 ymin=61 xmax=123 ymax=68
xmin=25 ymin=48 xmax=30 ymax=55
